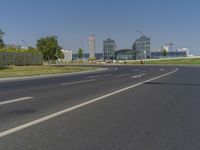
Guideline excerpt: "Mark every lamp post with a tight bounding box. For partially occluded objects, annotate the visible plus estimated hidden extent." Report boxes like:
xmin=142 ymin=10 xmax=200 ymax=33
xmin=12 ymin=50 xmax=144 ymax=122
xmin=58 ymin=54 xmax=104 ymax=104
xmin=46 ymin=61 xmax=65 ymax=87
xmin=21 ymin=40 xmax=28 ymax=66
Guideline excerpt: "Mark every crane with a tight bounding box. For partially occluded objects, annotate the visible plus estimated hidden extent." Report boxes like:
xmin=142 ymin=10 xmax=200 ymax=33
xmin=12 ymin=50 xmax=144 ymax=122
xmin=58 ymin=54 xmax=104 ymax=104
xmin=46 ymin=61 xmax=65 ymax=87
xmin=136 ymin=30 xmax=144 ymax=36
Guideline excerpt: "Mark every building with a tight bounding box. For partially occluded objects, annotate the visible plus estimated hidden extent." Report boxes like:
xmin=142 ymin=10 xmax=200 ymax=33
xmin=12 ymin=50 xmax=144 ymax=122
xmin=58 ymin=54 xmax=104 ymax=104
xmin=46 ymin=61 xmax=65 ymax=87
xmin=89 ymin=35 xmax=96 ymax=58
xmin=132 ymin=36 xmax=151 ymax=59
xmin=72 ymin=53 xmax=103 ymax=60
xmin=61 ymin=49 xmax=72 ymax=62
xmin=103 ymin=38 xmax=116 ymax=60
xmin=151 ymin=48 xmax=189 ymax=59
xmin=115 ymin=49 xmax=134 ymax=60
xmin=161 ymin=43 xmax=173 ymax=51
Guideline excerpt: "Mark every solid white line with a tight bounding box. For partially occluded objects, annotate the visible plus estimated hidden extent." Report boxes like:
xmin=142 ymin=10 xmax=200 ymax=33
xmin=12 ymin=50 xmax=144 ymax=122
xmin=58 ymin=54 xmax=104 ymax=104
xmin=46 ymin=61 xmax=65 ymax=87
xmin=0 ymin=97 xmax=34 ymax=106
xmin=115 ymin=73 xmax=130 ymax=77
xmin=60 ymin=79 xmax=96 ymax=86
xmin=85 ymin=74 xmax=112 ymax=79
xmin=0 ymin=68 xmax=178 ymax=138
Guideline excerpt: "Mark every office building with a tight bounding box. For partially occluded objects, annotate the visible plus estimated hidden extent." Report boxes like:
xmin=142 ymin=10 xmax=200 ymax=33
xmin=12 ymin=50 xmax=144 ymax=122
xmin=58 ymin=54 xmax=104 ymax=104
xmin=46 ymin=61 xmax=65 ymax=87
xmin=132 ymin=36 xmax=151 ymax=59
xmin=151 ymin=48 xmax=189 ymax=59
xmin=115 ymin=49 xmax=134 ymax=60
xmin=61 ymin=49 xmax=72 ymax=62
xmin=89 ymin=35 xmax=96 ymax=58
xmin=103 ymin=38 xmax=116 ymax=60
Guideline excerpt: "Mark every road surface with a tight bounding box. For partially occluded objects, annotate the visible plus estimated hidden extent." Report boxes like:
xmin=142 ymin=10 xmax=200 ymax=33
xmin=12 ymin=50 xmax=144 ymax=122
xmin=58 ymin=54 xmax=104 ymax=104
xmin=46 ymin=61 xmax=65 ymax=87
xmin=0 ymin=65 xmax=200 ymax=150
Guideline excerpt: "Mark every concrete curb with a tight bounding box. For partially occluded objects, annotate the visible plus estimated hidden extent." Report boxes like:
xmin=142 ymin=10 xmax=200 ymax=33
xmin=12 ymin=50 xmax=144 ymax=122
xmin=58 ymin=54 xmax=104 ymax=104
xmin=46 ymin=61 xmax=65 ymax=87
xmin=0 ymin=68 xmax=108 ymax=82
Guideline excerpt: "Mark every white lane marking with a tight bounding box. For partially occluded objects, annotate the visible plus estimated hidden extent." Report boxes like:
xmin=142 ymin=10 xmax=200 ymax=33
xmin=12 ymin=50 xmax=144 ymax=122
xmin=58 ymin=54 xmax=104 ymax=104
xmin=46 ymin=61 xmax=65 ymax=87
xmin=115 ymin=73 xmax=130 ymax=77
xmin=131 ymin=73 xmax=146 ymax=78
xmin=60 ymin=79 xmax=96 ymax=86
xmin=0 ymin=97 xmax=34 ymax=106
xmin=138 ymin=71 xmax=146 ymax=74
xmin=160 ymin=69 xmax=165 ymax=71
xmin=0 ymin=68 xmax=178 ymax=138
xmin=132 ymin=69 xmax=140 ymax=72
xmin=85 ymin=74 xmax=112 ymax=79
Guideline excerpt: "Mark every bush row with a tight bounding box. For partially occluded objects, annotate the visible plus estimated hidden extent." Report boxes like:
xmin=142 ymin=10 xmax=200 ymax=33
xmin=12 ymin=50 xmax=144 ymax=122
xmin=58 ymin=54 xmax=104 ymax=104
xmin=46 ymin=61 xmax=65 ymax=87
xmin=0 ymin=50 xmax=43 ymax=66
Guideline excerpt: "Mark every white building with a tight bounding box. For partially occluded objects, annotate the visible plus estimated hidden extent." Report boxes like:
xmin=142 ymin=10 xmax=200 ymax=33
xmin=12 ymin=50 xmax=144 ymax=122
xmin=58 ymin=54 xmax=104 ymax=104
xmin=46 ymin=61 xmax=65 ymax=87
xmin=89 ymin=35 xmax=96 ymax=58
xmin=61 ymin=49 xmax=72 ymax=62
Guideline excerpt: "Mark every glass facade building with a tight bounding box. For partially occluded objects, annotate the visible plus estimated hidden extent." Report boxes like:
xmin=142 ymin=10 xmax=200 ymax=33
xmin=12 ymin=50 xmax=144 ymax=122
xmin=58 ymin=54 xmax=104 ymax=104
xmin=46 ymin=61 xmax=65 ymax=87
xmin=103 ymin=38 xmax=116 ymax=60
xmin=132 ymin=36 xmax=151 ymax=60
xmin=115 ymin=49 xmax=134 ymax=60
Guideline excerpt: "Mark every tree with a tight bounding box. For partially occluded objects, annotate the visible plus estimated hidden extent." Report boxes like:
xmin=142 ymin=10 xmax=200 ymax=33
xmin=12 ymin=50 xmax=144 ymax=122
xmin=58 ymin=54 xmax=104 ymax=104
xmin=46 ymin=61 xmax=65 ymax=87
xmin=162 ymin=49 xmax=168 ymax=57
xmin=77 ymin=48 xmax=84 ymax=59
xmin=0 ymin=29 xmax=5 ymax=48
xmin=36 ymin=36 xmax=63 ymax=64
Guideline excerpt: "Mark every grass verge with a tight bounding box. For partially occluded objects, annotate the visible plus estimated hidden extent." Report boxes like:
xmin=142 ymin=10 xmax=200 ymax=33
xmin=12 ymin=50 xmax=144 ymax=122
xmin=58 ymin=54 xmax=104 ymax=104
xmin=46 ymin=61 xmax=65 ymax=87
xmin=127 ymin=58 xmax=200 ymax=65
xmin=0 ymin=65 xmax=96 ymax=78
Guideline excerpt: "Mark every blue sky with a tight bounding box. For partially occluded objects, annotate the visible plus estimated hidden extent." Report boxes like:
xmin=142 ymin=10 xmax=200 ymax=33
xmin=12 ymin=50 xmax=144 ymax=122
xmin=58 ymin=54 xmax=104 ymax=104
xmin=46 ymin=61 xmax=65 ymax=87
xmin=1 ymin=0 xmax=200 ymax=54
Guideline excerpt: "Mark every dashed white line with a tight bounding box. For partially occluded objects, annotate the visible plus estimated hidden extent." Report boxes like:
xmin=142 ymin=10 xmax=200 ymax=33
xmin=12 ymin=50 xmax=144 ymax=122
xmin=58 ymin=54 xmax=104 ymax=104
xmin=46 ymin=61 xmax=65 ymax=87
xmin=138 ymin=71 xmax=146 ymax=74
xmin=85 ymin=74 xmax=112 ymax=79
xmin=131 ymin=73 xmax=146 ymax=78
xmin=115 ymin=73 xmax=130 ymax=77
xmin=60 ymin=79 xmax=96 ymax=86
xmin=0 ymin=97 xmax=34 ymax=106
xmin=0 ymin=68 xmax=178 ymax=138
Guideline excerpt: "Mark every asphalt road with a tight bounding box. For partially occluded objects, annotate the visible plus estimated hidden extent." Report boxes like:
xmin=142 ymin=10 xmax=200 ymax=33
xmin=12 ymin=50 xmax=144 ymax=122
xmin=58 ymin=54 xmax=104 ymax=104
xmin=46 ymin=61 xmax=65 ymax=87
xmin=0 ymin=65 xmax=200 ymax=150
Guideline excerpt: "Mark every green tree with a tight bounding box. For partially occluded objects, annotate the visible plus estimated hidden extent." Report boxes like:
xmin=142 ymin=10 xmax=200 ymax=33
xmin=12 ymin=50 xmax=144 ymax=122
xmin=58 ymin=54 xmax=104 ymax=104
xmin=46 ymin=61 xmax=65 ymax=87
xmin=0 ymin=29 xmax=5 ymax=48
xmin=56 ymin=49 xmax=64 ymax=59
xmin=162 ymin=49 xmax=168 ymax=57
xmin=77 ymin=48 xmax=84 ymax=59
xmin=36 ymin=36 xmax=62 ymax=64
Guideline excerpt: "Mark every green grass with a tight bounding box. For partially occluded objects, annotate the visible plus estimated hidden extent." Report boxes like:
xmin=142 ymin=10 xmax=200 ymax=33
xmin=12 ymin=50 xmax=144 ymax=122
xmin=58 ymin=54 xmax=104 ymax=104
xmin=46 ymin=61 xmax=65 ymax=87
xmin=0 ymin=65 xmax=96 ymax=78
xmin=127 ymin=58 xmax=200 ymax=65
xmin=146 ymin=58 xmax=200 ymax=64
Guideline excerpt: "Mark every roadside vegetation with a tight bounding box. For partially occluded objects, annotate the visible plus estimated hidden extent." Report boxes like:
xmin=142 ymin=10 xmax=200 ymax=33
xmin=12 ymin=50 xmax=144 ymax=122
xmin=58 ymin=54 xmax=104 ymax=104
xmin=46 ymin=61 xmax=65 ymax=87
xmin=145 ymin=57 xmax=200 ymax=64
xmin=121 ymin=57 xmax=200 ymax=65
xmin=0 ymin=65 xmax=96 ymax=78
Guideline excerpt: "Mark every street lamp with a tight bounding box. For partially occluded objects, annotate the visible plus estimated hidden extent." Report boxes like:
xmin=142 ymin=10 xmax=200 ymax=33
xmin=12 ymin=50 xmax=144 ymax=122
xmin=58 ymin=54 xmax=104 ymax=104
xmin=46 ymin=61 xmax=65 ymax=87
xmin=21 ymin=40 xmax=28 ymax=49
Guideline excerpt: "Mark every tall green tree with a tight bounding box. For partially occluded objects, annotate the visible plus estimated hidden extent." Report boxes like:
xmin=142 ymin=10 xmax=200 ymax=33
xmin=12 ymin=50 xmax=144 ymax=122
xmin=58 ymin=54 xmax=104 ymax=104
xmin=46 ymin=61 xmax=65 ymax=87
xmin=162 ymin=49 xmax=168 ymax=57
xmin=36 ymin=36 xmax=63 ymax=64
xmin=0 ymin=29 xmax=5 ymax=48
xmin=77 ymin=48 xmax=84 ymax=59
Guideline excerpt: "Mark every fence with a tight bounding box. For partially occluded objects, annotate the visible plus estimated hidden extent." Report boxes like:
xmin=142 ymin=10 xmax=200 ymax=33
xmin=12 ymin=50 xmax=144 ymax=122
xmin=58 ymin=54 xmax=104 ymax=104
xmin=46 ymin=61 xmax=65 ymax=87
xmin=0 ymin=52 xmax=43 ymax=66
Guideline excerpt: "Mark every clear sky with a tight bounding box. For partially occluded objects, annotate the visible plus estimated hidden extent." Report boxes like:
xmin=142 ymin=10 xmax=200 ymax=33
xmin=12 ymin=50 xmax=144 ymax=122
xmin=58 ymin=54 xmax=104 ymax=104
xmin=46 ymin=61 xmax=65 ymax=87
xmin=1 ymin=0 xmax=200 ymax=54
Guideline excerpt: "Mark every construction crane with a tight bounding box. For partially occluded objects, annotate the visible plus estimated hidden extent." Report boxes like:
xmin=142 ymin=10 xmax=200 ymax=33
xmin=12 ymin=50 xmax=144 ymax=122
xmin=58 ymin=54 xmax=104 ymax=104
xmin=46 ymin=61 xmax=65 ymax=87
xmin=136 ymin=30 xmax=144 ymax=36
xmin=164 ymin=43 xmax=174 ymax=51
